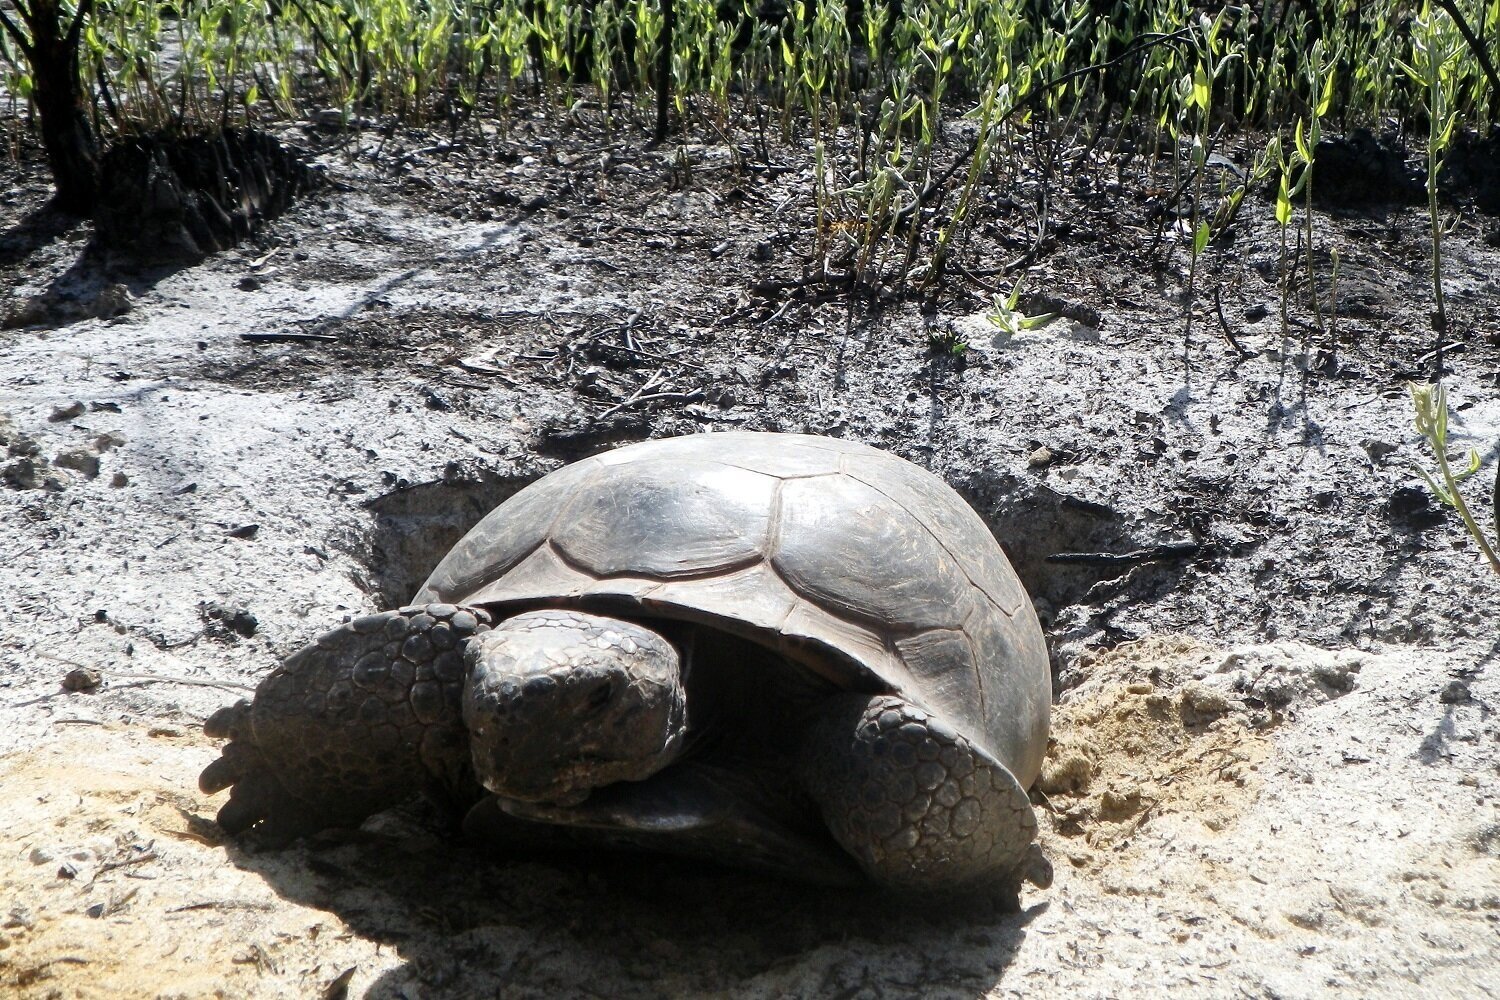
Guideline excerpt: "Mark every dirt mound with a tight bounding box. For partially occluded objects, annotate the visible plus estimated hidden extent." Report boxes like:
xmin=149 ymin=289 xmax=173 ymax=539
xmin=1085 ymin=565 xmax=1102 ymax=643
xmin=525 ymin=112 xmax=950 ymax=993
xmin=1038 ymin=637 xmax=1272 ymax=866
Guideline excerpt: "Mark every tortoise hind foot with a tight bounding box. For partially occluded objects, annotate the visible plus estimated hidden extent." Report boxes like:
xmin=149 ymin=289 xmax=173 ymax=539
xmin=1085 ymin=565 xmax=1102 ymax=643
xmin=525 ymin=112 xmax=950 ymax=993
xmin=797 ymin=694 xmax=1042 ymax=894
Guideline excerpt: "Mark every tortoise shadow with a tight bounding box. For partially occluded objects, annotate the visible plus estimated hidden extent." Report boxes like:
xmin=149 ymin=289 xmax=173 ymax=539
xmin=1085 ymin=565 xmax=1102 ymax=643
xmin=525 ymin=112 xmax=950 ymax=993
xmin=218 ymin=811 xmax=1042 ymax=999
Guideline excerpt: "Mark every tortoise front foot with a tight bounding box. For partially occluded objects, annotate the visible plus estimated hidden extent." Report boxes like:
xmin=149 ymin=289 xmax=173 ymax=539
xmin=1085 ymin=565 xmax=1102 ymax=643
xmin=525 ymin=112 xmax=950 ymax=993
xmin=198 ymin=605 xmax=486 ymax=844
xmin=798 ymin=694 xmax=1042 ymax=893
xmin=199 ymin=700 xmax=340 ymax=844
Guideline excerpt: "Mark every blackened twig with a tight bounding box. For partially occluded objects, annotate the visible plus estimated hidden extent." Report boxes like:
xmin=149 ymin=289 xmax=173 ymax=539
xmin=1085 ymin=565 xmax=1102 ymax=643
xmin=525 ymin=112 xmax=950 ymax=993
xmin=1046 ymin=541 xmax=1205 ymax=566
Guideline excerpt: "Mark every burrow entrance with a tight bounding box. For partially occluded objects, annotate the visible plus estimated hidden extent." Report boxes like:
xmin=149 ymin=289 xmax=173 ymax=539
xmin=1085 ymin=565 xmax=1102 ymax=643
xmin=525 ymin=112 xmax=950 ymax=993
xmin=359 ymin=453 xmax=1162 ymax=654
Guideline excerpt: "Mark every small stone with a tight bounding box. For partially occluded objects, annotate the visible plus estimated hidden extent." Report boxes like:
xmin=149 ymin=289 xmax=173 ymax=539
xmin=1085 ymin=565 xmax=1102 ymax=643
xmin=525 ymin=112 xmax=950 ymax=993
xmin=3 ymin=297 xmax=50 ymax=328
xmin=1440 ymin=680 xmax=1471 ymax=704
xmin=4 ymin=906 xmax=35 ymax=930
xmin=227 ymin=523 xmax=260 ymax=539
xmin=1028 ymin=446 xmax=1054 ymax=469
xmin=1362 ymin=439 xmax=1399 ymax=463
xmin=95 ymin=283 xmax=133 ymax=318
xmin=27 ymin=847 xmax=54 ymax=865
xmin=1180 ymin=681 xmax=1232 ymax=717
xmin=110 ymin=472 xmax=128 ymax=487
xmin=237 ymin=275 xmax=264 ymax=291
xmin=201 ymin=602 xmax=259 ymax=639
xmin=1099 ymin=786 xmax=1142 ymax=817
xmin=94 ymin=431 xmax=127 ymax=452
xmin=53 ymin=448 xmax=100 ymax=478
xmin=1244 ymin=303 xmax=1270 ymax=322
xmin=62 ymin=667 xmax=102 ymax=692
xmin=2 ymin=456 xmax=45 ymax=489
xmin=49 ymin=401 xmax=85 ymax=422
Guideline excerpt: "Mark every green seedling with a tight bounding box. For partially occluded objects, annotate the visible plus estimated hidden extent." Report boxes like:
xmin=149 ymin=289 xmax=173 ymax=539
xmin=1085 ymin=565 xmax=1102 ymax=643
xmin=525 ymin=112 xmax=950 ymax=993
xmin=927 ymin=328 xmax=969 ymax=355
xmin=1398 ymin=1 xmax=1464 ymax=342
xmin=5 ymin=0 xmax=1500 ymax=295
xmin=1408 ymin=381 xmax=1500 ymax=575
xmin=985 ymin=278 xmax=1056 ymax=342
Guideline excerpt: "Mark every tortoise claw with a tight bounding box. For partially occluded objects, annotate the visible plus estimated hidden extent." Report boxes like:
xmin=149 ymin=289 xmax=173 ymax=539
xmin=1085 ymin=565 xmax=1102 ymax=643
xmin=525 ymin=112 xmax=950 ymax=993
xmin=1019 ymin=842 xmax=1054 ymax=889
xmin=204 ymin=699 xmax=252 ymax=740
xmin=214 ymin=772 xmax=276 ymax=835
xmin=198 ymin=742 xmax=256 ymax=794
xmin=200 ymin=709 xmax=316 ymax=840
xmin=210 ymin=762 xmax=321 ymax=844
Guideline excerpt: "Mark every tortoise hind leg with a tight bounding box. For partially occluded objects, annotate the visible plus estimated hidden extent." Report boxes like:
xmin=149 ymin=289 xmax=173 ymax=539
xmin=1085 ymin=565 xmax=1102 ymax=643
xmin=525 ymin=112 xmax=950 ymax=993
xmin=796 ymin=694 xmax=1051 ymax=895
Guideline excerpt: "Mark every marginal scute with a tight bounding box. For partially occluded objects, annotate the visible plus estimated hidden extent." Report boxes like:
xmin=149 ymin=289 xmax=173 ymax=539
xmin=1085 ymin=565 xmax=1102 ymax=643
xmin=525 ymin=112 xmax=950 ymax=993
xmin=417 ymin=458 xmax=598 ymax=603
xmin=460 ymin=544 xmax=596 ymax=607
xmin=963 ymin=599 xmax=1050 ymax=786
xmin=634 ymin=561 xmax=799 ymax=636
xmin=778 ymin=599 xmax=902 ymax=688
xmin=892 ymin=628 xmax=979 ymax=731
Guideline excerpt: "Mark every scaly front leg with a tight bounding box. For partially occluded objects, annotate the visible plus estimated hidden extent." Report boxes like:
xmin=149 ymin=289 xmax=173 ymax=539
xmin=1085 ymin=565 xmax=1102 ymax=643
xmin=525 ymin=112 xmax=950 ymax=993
xmin=199 ymin=604 xmax=491 ymax=843
xmin=797 ymin=694 xmax=1052 ymax=896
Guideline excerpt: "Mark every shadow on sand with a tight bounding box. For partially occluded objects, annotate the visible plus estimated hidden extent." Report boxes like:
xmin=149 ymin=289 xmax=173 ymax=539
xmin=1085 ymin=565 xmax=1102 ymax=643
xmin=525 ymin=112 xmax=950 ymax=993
xmin=213 ymin=809 xmax=1043 ymax=999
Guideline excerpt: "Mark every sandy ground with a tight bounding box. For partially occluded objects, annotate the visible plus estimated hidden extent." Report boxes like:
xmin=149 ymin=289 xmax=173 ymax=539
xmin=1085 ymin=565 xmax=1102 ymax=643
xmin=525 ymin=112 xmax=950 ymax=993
xmin=1 ymin=641 xmax=1494 ymax=998
xmin=2 ymin=117 xmax=1499 ymax=997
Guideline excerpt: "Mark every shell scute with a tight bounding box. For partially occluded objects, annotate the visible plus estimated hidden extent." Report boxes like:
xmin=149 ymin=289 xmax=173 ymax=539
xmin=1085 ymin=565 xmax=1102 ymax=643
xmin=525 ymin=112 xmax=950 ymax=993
xmin=551 ymin=458 xmax=777 ymax=579
xmin=771 ymin=474 xmax=971 ymax=632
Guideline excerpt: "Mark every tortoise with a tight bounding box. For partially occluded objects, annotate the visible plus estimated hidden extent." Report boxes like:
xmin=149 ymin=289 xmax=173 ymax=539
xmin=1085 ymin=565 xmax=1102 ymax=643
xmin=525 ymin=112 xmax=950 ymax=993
xmin=199 ymin=432 xmax=1053 ymax=893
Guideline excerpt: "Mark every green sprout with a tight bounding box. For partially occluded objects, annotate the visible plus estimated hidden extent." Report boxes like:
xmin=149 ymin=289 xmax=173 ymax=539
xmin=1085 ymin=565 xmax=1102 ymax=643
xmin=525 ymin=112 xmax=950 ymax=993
xmin=1408 ymin=382 xmax=1500 ymax=575
xmin=1398 ymin=1 xmax=1465 ymax=341
xmin=985 ymin=277 xmax=1056 ymax=342
xmin=927 ymin=328 xmax=969 ymax=355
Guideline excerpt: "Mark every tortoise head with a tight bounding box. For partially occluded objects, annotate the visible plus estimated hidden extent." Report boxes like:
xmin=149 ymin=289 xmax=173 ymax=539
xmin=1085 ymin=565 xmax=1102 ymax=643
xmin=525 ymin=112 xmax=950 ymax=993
xmin=461 ymin=610 xmax=688 ymax=805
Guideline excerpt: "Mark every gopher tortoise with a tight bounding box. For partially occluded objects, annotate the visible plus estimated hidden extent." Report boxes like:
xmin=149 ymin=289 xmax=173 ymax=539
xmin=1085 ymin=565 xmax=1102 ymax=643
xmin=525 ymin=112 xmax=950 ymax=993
xmin=200 ymin=432 xmax=1052 ymax=893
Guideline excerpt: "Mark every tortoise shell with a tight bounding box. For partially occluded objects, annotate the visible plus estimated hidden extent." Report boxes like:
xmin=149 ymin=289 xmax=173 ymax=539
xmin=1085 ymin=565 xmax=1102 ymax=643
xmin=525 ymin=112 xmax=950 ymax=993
xmin=415 ymin=432 xmax=1050 ymax=786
